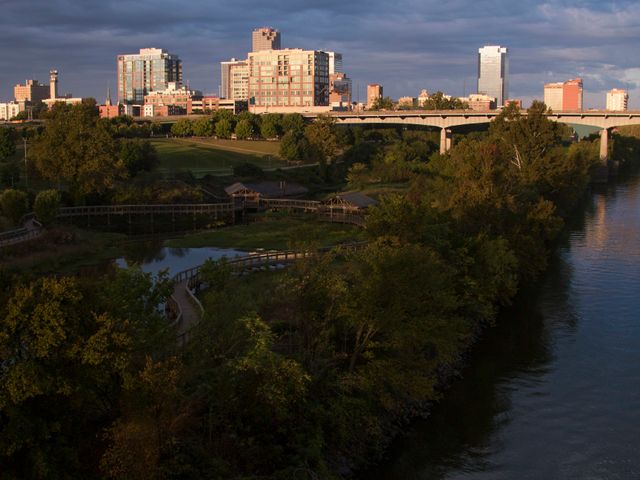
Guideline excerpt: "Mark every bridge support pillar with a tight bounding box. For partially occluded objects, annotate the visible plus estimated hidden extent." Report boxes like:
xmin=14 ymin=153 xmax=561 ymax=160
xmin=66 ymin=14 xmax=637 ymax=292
xmin=599 ymin=128 xmax=609 ymax=164
xmin=440 ymin=128 xmax=453 ymax=154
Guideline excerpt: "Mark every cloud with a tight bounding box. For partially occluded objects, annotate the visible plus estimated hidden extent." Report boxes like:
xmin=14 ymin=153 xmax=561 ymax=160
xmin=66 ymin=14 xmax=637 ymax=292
xmin=0 ymin=0 xmax=638 ymax=107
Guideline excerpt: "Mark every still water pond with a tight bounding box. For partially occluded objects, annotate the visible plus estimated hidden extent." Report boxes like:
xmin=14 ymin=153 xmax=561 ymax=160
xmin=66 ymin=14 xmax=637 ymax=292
xmin=115 ymin=242 xmax=246 ymax=276
xmin=368 ymin=174 xmax=640 ymax=479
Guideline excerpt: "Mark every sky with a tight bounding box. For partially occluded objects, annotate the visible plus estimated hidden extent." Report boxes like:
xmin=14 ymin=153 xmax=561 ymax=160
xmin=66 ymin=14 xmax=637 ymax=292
xmin=1 ymin=0 xmax=639 ymax=108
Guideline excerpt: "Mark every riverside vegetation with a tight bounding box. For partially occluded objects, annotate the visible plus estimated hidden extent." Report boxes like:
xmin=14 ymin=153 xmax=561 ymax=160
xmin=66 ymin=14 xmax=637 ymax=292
xmin=2 ymin=101 xmax=640 ymax=479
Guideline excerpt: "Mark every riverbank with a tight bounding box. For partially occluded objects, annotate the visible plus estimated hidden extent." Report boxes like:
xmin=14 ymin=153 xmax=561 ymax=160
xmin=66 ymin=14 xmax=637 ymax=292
xmin=366 ymin=170 xmax=640 ymax=479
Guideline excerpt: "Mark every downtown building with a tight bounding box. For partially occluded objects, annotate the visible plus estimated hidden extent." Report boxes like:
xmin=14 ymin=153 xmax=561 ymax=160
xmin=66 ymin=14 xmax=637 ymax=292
xmin=220 ymin=58 xmax=249 ymax=100
xmin=252 ymin=27 xmax=281 ymax=52
xmin=14 ymin=79 xmax=50 ymax=103
xmin=143 ymin=82 xmax=203 ymax=116
xmin=543 ymin=78 xmax=583 ymax=111
xmin=477 ymin=45 xmax=508 ymax=107
xmin=367 ymin=84 xmax=383 ymax=108
xmin=247 ymin=48 xmax=330 ymax=113
xmin=117 ymin=48 xmax=182 ymax=104
xmin=606 ymin=89 xmax=628 ymax=111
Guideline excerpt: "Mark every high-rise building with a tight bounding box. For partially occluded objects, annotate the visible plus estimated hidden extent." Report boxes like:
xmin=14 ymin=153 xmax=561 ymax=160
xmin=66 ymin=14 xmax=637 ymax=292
xmin=14 ymin=79 xmax=50 ymax=103
xmin=606 ymin=88 xmax=628 ymax=111
xmin=326 ymin=52 xmax=343 ymax=75
xmin=543 ymin=78 xmax=583 ymax=111
xmin=252 ymin=27 xmax=281 ymax=52
xmin=477 ymin=45 xmax=508 ymax=107
xmin=562 ymin=78 xmax=583 ymax=111
xmin=544 ymin=82 xmax=564 ymax=111
xmin=367 ymin=84 xmax=383 ymax=108
xmin=117 ymin=48 xmax=182 ymax=103
xmin=248 ymin=48 xmax=329 ymax=112
xmin=220 ymin=59 xmax=249 ymax=100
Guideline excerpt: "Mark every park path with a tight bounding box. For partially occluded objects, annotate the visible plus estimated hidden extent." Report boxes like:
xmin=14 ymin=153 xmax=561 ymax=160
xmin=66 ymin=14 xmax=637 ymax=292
xmin=0 ymin=217 xmax=43 ymax=247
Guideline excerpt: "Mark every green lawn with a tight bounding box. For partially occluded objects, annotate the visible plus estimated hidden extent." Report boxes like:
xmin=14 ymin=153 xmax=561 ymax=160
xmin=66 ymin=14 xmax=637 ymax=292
xmin=151 ymin=138 xmax=286 ymax=177
xmin=165 ymin=214 xmax=366 ymax=251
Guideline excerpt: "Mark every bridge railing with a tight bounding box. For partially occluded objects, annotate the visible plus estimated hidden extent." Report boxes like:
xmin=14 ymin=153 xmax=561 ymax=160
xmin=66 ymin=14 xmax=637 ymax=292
xmin=57 ymin=203 xmax=237 ymax=218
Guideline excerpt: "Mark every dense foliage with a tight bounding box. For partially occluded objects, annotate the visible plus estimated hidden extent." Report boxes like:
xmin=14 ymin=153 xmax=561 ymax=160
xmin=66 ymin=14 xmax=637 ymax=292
xmin=1 ymin=103 xmax=627 ymax=479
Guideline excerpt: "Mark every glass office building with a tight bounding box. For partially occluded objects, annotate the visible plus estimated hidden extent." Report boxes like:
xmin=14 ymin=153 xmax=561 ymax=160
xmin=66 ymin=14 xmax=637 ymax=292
xmin=477 ymin=45 xmax=508 ymax=107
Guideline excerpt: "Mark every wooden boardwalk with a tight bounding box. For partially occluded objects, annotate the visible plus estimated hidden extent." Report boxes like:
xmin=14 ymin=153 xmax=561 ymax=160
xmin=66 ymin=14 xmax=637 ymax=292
xmin=168 ymin=243 xmax=368 ymax=341
xmin=0 ymin=217 xmax=43 ymax=247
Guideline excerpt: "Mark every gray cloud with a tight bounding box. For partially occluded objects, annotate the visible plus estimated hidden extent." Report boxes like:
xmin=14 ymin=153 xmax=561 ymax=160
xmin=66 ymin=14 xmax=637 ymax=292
xmin=0 ymin=0 xmax=638 ymax=107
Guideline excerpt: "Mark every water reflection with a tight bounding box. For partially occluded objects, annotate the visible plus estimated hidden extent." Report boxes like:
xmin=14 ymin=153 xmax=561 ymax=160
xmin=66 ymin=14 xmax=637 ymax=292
xmin=367 ymin=175 xmax=640 ymax=479
xmin=116 ymin=244 xmax=246 ymax=277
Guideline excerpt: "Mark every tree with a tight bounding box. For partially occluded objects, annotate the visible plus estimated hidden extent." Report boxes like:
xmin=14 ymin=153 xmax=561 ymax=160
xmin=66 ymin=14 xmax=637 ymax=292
xmin=281 ymin=113 xmax=305 ymax=135
xmin=260 ymin=113 xmax=282 ymax=139
xmin=235 ymin=119 xmax=254 ymax=140
xmin=33 ymin=189 xmax=61 ymax=225
xmin=215 ymin=119 xmax=233 ymax=139
xmin=0 ymin=127 xmax=16 ymax=161
xmin=279 ymin=130 xmax=309 ymax=162
xmin=30 ymin=103 xmax=126 ymax=201
xmin=422 ymin=91 xmax=468 ymax=110
xmin=191 ymin=117 xmax=214 ymax=137
xmin=370 ymin=96 xmax=394 ymax=110
xmin=0 ymin=188 xmax=28 ymax=225
xmin=170 ymin=119 xmax=193 ymax=137
xmin=118 ymin=139 xmax=158 ymax=176
xmin=304 ymin=115 xmax=338 ymax=163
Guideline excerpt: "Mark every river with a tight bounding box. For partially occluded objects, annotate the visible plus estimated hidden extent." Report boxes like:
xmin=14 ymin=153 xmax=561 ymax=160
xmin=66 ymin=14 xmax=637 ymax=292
xmin=368 ymin=173 xmax=640 ymax=479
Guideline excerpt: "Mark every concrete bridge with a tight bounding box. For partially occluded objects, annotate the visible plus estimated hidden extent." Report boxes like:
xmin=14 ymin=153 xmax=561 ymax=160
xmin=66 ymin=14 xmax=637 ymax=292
xmin=306 ymin=110 xmax=640 ymax=160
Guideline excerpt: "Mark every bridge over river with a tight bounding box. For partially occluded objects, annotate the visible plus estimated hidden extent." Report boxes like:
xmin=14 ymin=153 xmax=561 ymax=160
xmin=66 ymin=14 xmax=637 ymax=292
xmin=304 ymin=110 xmax=640 ymax=159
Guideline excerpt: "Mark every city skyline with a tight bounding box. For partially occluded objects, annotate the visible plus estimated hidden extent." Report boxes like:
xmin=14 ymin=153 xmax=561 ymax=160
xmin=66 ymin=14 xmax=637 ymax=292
xmin=1 ymin=0 xmax=639 ymax=108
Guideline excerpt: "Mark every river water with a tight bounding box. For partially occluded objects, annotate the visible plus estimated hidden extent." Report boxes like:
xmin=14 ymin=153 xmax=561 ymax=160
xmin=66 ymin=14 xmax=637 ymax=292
xmin=369 ymin=173 xmax=640 ymax=479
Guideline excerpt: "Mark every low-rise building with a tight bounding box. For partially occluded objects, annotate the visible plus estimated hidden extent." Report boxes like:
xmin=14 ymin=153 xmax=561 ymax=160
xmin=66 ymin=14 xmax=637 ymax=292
xmin=0 ymin=101 xmax=24 ymax=120
xmin=325 ymin=192 xmax=378 ymax=213
xmin=43 ymin=97 xmax=83 ymax=109
xmin=225 ymin=181 xmax=309 ymax=205
xmin=143 ymin=104 xmax=185 ymax=117
xmin=144 ymin=82 xmax=202 ymax=115
xmin=505 ymin=99 xmax=523 ymax=109
xmin=417 ymin=89 xmax=430 ymax=107
xmin=329 ymin=72 xmax=352 ymax=111
xmin=458 ymin=94 xmax=496 ymax=111
xmin=397 ymin=96 xmax=415 ymax=108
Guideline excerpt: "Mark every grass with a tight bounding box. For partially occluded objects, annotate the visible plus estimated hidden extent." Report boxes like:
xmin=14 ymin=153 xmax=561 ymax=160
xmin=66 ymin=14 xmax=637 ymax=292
xmin=151 ymin=137 xmax=287 ymax=177
xmin=165 ymin=214 xmax=366 ymax=251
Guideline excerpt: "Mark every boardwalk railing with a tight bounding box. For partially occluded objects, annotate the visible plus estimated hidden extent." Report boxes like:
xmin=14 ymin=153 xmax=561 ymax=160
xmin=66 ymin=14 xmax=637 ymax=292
xmin=57 ymin=203 xmax=238 ymax=218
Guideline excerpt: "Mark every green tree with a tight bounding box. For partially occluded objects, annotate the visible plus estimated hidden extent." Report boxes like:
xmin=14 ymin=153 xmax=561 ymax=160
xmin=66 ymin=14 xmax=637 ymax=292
xmin=33 ymin=189 xmax=61 ymax=225
xmin=0 ymin=127 xmax=16 ymax=161
xmin=260 ymin=113 xmax=282 ymax=139
xmin=0 ymin=188 xmax=28 ymax=225
xmin=304 ymin=115 xmax=338 ymax=164
xmin=170 ymin=119 xmax=193 ymax=137
xmin=215 ymin=119 xmax=233 ymax=139
xmin=422 ymin=91 xmax=469 ymax=110
xmin=118 ymin=139 xmax=158 ymax=176
xmin=281 ymin=113 xmax=305 ymax=135
xmin=279 ymin=130 xmax=309 ymax=162
xmin=192 ymin=117 xmax=214 ymax=137
xmin=30 ymin=103 xmax=125 ymax=201
xmin=235 ymin=119 xmax=254 ymax=140
xmin=370 ymin=96 xmax=394 ymax=110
